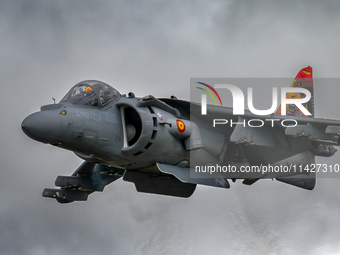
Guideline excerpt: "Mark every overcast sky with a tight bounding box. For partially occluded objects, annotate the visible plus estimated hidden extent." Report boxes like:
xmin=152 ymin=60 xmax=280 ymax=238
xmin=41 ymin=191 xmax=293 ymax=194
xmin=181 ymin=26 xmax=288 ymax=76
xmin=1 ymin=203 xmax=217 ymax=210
xmin=2 ymin=0 xmax=340 ymax=254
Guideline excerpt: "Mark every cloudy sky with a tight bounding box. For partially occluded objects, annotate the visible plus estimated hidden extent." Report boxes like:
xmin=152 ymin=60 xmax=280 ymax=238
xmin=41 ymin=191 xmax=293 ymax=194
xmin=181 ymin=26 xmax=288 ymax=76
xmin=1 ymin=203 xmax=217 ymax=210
xmin=2 ymin=0 xmax=340 ymax=254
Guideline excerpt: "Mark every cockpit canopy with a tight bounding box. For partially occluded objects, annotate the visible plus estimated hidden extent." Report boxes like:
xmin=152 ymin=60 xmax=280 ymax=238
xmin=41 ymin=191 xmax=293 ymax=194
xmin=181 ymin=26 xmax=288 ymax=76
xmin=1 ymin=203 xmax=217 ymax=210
xmin=60 ymin=80 xmax=120 ymax=107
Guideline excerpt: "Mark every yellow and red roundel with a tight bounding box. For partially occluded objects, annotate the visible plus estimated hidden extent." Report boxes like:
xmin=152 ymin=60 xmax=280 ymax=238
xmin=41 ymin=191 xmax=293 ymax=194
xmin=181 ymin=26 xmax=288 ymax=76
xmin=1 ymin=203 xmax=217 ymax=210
xmin=176 ymin=119 xmax=186 ymax=133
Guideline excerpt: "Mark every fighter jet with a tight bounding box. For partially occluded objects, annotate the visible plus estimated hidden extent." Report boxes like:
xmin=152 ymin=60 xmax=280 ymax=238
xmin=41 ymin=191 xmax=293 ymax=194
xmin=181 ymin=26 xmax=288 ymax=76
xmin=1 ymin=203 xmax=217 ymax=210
xmin=22 ymin=66 xmax=340 ymax=203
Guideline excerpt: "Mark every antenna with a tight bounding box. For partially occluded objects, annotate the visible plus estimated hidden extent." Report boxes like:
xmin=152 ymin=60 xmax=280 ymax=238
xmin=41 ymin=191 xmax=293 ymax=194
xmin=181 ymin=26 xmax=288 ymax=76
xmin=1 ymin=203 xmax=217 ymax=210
xmin=52 ymin=98 xmax=56 ymax=104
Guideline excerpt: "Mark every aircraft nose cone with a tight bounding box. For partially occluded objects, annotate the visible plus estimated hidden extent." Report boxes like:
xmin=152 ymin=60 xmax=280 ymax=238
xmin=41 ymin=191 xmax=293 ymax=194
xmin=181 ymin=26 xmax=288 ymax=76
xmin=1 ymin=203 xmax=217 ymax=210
xmin=22 ymin=111 xmax=61 ymax=143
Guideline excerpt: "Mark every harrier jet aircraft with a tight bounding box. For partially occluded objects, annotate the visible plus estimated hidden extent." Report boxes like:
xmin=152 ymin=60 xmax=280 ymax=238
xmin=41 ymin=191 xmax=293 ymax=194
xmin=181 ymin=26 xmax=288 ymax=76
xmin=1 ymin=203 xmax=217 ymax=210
xmin=21 ymin=66 xmax=340 ymax=203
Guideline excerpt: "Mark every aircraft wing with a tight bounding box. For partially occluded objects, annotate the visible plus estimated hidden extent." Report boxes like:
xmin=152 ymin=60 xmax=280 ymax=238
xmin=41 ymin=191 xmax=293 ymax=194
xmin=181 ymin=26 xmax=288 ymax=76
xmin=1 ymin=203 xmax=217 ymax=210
xmin=162 ymin=97 xmax=340 ymax=125
xmin=160 ymin=98 xmax=340 ymax=165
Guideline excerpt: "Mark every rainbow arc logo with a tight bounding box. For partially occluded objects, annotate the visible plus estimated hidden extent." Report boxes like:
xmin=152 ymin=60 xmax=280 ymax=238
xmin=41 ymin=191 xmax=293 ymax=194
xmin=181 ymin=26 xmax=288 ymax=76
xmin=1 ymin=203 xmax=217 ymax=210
xmin=196 ymin=82 xmax=223 ymax=106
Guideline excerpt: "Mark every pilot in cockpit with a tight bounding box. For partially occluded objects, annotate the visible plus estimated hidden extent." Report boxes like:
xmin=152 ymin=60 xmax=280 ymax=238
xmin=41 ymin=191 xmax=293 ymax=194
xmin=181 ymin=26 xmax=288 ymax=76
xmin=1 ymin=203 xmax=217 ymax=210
xmin=59 ymin=80 xmax=120 ymax=107
xmin=84 ymin=87 xmax=98 ymax=106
